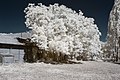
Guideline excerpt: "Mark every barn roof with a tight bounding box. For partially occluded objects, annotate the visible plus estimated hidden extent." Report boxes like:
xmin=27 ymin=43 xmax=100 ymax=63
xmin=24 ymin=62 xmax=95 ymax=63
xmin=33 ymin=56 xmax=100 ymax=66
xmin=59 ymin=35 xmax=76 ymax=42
xmin=0 ymin=32 xmax=31 ymax=45
xmin=0 ymin=34 xmax=23 ymax=45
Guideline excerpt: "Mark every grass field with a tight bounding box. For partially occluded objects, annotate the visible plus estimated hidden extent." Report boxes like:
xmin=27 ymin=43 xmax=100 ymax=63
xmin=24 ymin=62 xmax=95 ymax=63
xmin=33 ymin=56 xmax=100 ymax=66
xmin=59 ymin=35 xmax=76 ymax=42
xmin=0 ymin=61 xmax=120 ymax=80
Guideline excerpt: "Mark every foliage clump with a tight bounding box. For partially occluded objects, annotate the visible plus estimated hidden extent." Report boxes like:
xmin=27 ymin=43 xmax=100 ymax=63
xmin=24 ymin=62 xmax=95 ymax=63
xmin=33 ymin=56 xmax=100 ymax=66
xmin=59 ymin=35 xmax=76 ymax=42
xmin=24 ymin=3 xmax=101 ymax=61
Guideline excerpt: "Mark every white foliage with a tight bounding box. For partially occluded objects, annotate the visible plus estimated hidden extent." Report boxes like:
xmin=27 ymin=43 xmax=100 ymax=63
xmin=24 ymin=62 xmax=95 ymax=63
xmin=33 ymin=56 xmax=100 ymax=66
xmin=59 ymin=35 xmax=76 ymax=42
xmin=107 ymin=0 xmax=120 ymax=58
xmin=24 ymin=3 xmax=101 ymax=56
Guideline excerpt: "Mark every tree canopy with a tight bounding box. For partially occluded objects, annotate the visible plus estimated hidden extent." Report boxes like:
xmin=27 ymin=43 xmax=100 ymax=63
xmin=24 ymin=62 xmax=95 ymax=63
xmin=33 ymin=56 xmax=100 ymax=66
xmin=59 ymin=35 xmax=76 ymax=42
xmin=24 ymin=3 xmax=101 ymax=58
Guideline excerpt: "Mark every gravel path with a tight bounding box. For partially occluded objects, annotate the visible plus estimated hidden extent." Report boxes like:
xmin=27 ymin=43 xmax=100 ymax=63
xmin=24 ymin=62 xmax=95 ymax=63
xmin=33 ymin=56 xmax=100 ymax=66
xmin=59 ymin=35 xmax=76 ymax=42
xmin=0 ymin=61 xmax=120 ymax=80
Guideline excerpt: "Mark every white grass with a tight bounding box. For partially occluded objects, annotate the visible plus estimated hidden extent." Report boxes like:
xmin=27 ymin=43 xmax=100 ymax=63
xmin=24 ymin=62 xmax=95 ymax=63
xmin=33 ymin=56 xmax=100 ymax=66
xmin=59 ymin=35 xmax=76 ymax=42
xmin=0 ymin=61 xmax=120 ymax=80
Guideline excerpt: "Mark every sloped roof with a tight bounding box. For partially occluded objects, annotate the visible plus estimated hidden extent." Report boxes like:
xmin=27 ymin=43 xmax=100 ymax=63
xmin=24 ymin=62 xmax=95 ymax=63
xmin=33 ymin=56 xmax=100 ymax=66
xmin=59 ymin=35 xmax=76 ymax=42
xmin=0 ymin=34 xmax=22 ymax=45
xmin=0 ymin=32 xmax=31 ymax=45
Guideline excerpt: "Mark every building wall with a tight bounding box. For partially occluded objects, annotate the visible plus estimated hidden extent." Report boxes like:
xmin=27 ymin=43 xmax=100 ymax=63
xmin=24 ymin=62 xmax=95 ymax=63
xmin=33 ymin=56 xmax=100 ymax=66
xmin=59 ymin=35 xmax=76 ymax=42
xmin=0 ymin=48 xmax=25 ymax=63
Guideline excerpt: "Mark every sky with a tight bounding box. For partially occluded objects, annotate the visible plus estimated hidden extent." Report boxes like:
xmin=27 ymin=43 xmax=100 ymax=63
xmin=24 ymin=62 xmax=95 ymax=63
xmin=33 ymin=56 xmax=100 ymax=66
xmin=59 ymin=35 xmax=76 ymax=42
xmin=0 ymin=0 xmax=114 ymax=42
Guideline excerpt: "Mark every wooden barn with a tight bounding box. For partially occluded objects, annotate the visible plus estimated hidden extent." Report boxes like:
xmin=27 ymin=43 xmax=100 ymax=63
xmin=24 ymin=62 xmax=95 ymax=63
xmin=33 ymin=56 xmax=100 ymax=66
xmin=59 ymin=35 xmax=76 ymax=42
xmin=0 ymin=33 xmax=30 ymax=63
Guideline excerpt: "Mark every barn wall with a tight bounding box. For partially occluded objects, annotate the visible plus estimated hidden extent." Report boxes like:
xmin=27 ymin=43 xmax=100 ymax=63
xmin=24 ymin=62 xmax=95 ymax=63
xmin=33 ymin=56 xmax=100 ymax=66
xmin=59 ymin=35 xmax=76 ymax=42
xmin=0 ymin=48 xmax=25 ymax=63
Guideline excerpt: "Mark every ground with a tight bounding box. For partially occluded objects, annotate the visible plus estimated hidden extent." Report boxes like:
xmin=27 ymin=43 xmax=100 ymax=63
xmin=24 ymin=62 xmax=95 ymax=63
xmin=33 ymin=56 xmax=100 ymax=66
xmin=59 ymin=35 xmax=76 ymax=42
xmin=0 ymin=61 xmax=120 ymax=80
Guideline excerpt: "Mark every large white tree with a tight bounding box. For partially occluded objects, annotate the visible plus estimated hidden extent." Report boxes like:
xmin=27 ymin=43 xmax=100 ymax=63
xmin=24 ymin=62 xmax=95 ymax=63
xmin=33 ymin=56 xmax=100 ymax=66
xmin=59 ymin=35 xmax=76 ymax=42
xmin=24 ymin=3 xmax=101 ymax=58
